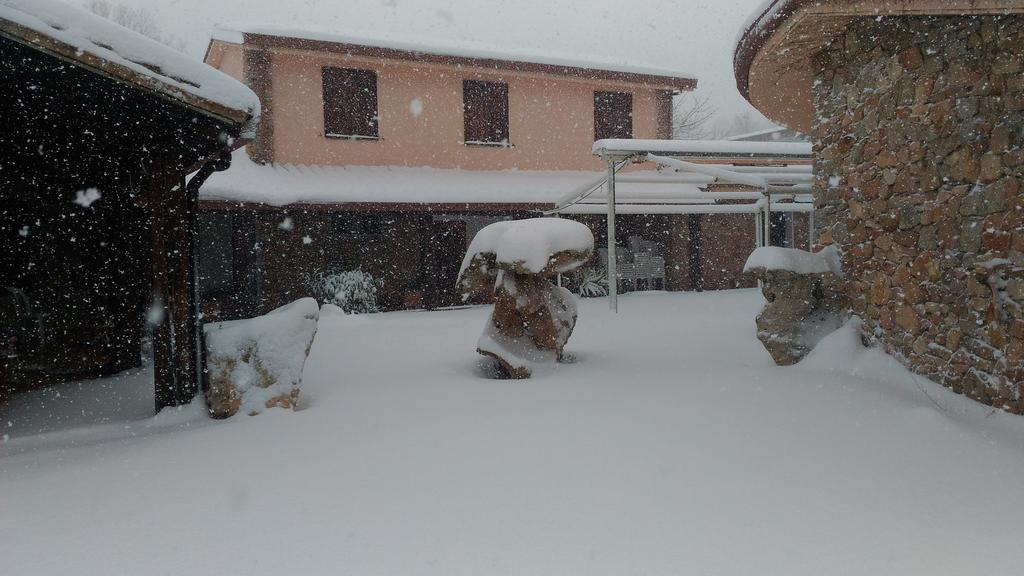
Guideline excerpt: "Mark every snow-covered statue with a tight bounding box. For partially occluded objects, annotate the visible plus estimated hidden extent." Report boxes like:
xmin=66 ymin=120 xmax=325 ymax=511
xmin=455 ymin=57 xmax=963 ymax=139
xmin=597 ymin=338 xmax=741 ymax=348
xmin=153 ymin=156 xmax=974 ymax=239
xmin=458 ymin=218 xmax=594 ymax=378
xmin=743 ymin=246 xmax=845 ymax=365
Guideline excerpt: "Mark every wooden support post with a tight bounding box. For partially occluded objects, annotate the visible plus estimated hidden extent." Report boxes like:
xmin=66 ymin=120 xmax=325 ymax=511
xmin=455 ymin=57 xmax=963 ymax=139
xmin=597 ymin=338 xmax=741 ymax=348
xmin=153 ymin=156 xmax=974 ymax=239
xmin=151 ymin=165 xmax=200 ymax=412
xmin=151 ymin=168 xmax=175 ymax=410
xmin=172 ymin=172 xmax=199 ymax=402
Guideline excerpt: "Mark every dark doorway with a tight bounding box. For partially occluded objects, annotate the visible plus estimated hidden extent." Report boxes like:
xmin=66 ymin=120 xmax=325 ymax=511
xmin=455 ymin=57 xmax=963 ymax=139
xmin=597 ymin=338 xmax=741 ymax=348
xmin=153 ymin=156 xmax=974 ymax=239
xmin=687 ymin=214 xmax=705 ymax=291
xmin=425 ymin=220 xmax=468 ymax=309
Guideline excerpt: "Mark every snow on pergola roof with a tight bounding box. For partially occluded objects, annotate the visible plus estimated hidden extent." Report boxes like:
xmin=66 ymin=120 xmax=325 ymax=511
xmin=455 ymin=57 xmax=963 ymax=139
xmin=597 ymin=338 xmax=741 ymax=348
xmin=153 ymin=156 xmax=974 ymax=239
xmin=592 ymin=138 xmax=812 ymax=161
xmin=0 ymin=0 xmax=260 ymax=129
xmin=201 ymin=149 xmax=763 ymax=210
xmin=211 ymin=25 xmax=696 ymax=90
xmin=725 ymin=126 xmax=807 ymax=142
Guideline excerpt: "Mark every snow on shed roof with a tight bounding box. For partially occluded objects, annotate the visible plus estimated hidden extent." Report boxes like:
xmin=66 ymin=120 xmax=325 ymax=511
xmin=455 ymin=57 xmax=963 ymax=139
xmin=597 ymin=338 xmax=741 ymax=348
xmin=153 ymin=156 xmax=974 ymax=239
xmin=0 ymin=0 xmax=260 ymax=127
xmin=211 ymin=25 xmax=696 ymax=89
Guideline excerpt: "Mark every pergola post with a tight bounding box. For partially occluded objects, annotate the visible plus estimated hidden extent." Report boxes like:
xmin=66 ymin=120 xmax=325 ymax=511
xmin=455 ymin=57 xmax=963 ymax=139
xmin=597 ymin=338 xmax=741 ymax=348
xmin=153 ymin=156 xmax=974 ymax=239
xmin=606 ymin=158 xmax=618 ymax=313
xmin=808 ymin=208 xmax=816 ymax=250
xmin=755 ymin=210 xmax=763 ymax=248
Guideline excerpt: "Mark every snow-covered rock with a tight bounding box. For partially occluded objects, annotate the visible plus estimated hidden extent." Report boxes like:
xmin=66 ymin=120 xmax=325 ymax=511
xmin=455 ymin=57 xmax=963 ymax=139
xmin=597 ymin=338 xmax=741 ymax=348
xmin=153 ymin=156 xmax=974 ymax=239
xmin=459 ymin=218 xmax=592 ymax=378
xmin=204 ymin=298 xmax=319 ymax=418
xmin=478 ymin=283 xmax=578 ymax=378
xmin=744 ymin=246 xmax=845 ymax=365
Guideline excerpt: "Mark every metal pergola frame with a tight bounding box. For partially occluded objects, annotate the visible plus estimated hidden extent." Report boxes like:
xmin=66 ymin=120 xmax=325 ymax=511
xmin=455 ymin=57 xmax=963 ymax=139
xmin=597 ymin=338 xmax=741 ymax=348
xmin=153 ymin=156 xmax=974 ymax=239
xmin=549 ymin=139 xmax=814 ymax=312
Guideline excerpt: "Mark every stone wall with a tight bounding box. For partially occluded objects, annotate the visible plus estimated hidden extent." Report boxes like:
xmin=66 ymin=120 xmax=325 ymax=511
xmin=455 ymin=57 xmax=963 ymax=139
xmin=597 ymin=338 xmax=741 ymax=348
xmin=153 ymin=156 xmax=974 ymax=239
xmin=813 ymin=16 xmax=1024 ymax=412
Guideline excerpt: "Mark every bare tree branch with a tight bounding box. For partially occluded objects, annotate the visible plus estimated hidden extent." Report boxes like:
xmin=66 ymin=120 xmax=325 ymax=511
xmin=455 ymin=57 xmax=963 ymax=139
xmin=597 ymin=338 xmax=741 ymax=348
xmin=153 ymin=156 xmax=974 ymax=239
xmin=672 ymin=93 xmax=717 ymax=140
xmin=83 ymin=0 xmax=187 ymax=53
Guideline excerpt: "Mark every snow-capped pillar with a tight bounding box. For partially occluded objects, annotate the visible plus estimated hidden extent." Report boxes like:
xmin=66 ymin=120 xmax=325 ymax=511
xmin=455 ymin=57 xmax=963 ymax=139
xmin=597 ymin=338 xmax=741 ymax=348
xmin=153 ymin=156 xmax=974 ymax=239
xmin=606 ymin=158 xmax=618 ymax=313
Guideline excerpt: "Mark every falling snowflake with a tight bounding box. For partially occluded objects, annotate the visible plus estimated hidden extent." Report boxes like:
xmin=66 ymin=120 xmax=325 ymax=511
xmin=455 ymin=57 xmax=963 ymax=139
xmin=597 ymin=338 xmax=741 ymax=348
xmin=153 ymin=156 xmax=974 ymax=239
xmin=18 ymin=225 xmax=29 ymax=237
xmin=302 ymin=236 xmax=313 ymax=245
xmin=74 ymin=187 xmax=101 ymax=208
xmin=410 ymin=98 xmax=424 ymax=118
xmin=146 ymin=299 xmax=165 ymax=327
xmin=279 ymin=217 xmax=294 ymax=231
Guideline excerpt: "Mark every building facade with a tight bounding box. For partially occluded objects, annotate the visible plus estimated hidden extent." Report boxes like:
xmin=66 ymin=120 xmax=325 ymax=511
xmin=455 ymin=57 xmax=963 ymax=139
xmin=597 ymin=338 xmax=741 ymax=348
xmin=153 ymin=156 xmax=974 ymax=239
xmin=201 ymin=29 xmax=802 ymax=319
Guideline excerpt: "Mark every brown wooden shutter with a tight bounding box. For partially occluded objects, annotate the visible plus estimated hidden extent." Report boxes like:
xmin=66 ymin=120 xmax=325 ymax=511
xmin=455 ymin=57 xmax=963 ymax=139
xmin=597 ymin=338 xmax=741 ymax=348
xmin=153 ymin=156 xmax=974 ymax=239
xmin=463 ymin=80 xmax=509 ymax=144
xmin=594 ymin=91 xmax=633 ymax=140
xmin=322 ymin=67 xmax=379 ymax=138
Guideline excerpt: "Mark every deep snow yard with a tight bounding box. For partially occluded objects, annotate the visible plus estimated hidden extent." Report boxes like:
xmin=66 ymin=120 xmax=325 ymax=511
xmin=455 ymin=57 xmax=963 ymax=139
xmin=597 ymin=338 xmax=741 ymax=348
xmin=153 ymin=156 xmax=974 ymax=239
xmin=3 ymin=289 xmax=1024 ymax=575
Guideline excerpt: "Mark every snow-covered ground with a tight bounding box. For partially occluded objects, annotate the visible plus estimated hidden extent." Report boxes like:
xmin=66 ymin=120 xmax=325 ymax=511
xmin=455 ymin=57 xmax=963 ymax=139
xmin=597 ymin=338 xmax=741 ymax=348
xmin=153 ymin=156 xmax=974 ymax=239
xmin=3 ymin=290 xmax=1024 ymax=576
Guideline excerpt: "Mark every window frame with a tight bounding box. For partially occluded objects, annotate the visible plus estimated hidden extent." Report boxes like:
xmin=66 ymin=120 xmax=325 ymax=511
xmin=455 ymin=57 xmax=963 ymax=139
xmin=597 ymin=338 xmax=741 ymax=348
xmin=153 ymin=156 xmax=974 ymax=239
xmin=462 ymin=79 xmax=511 ymax=147
xmin=594 ymin=90 xmax=634 ymax=141
xmin=322 ymin=67 xmax=380 ymax=140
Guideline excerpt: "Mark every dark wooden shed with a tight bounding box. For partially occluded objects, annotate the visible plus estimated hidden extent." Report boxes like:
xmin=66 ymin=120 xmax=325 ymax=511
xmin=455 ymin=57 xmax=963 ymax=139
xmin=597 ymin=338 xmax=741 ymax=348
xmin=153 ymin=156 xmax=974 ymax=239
xmin=0 ymin=1 xmax=259 ymax=412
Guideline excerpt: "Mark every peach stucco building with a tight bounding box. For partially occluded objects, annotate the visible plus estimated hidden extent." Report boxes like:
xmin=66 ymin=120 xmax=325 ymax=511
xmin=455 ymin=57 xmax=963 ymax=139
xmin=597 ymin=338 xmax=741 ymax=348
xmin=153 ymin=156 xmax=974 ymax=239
xmin=203 ymin=29 xmax=690 ymax=171
xmin=197 ymin=28 xmax=706 ymax=316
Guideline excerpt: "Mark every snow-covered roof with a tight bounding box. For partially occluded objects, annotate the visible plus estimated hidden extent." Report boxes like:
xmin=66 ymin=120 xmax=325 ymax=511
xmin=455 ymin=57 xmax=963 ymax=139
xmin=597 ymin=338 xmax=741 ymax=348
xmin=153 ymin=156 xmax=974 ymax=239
xmin=201 ymin=149 xmax=606 ymax=208
xmin=201 ymin=149 xmax=750 ymax=210
xmin=211 ymin=25 xmax=696 ymax=89
xmin=592 ymin=138 xmax=813 ymax=159
xmin=735 ymin=0 xmax=789 ymax=48
xmin=0 ymin=0 xmax=259 ymax=127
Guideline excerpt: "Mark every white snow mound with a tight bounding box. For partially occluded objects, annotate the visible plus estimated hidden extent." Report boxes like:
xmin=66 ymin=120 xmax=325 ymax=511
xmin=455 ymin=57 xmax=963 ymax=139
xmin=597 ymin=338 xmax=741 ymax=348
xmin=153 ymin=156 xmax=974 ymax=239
xmin=744 ymin=245 xmax=843 ymax=276
xmin=460 ymin=218 xmax=594 ymax=276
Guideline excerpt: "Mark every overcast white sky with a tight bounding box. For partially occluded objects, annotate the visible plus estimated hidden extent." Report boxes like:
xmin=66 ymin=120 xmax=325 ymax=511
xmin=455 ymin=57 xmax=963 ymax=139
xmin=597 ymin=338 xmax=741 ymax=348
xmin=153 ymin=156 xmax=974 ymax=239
xmin=114 ymin=0 xmax=773 ymax=132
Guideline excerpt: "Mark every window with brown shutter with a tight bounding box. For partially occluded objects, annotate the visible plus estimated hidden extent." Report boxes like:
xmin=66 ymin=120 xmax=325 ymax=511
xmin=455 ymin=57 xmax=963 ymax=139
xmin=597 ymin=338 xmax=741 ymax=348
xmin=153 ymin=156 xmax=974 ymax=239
xmin=594 ymin=91 xmax=633 ymax=140
xmin=322 ymin=67 xmax=379 ymax=139
xmin=463 ymin=80 xmax=510 ymax=146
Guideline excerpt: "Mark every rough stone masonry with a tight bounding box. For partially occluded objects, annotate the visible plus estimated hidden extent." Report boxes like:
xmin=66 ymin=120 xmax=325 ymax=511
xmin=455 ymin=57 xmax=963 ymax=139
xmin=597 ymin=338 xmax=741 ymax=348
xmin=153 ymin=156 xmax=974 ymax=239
xmin=813 ymin=15 xmax=1024 ymax=412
